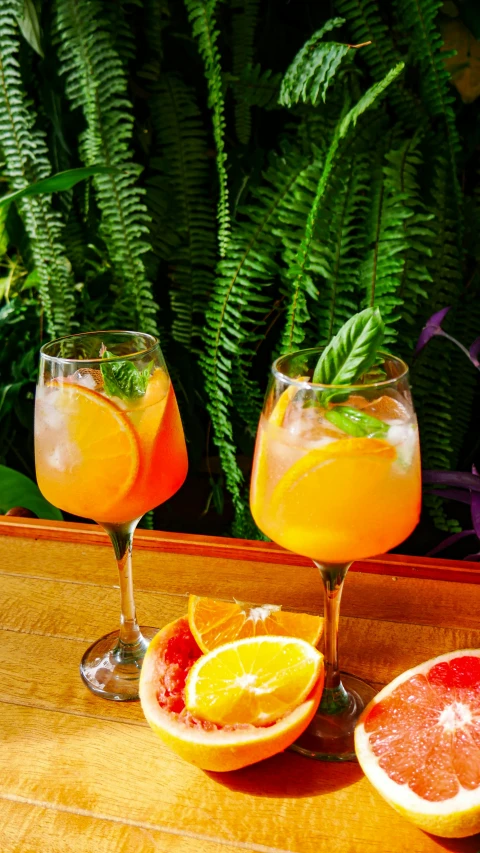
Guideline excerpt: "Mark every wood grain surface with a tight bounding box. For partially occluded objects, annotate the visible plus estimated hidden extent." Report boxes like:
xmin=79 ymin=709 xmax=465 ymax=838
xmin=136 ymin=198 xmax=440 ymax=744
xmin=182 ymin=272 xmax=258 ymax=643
xmin=1 ymin=516 xmax=479 ymax=853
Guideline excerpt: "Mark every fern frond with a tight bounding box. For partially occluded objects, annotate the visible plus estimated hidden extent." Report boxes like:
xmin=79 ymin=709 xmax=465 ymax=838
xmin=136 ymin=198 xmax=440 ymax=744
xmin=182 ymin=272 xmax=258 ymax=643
xmin=200 ymin=144 xmax=310 ymax=526
xmin=279 ymin=18 xmax=352 ymax=107
xmin=393 ymin=0 xmax=462 ymax=218
xmin=360 ymin=130 xmax=433 ymax=344
xmin=280 ymin=63 xmax=404 ymax=351
xmin=184 ymin=0 xmax=230 ymax=255
xmin=335 ymin=0 xmax=422 ymax=127
xmin=0 ymin=0 xmax=76 ymax=336
xmin=228 ymin=64 xmax=282 ymax=111
xmin=231 ymin=0 xmax=260 ymax=144
xmin=410 ymin=151 xmax=465 ymax=529
xmin=55 ymin=0 xmax=158 ymax=335
xmin=149 ymin=73 xmax=216 ymax=350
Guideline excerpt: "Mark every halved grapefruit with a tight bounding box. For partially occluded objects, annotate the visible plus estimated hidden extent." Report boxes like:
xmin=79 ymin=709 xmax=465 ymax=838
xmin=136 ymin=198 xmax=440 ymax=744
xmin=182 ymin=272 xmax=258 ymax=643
xmin=139 ymin=616 xmax=324 ymax=772
xmin=355 ymin=649 xmax=480 ymax=838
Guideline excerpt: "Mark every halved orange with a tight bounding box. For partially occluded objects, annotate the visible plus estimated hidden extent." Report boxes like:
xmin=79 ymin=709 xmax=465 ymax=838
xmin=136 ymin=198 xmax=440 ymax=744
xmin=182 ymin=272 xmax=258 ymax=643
xmin=355 ymin=649 xmax=480 ymax=838
xmin=188 ymin=595 xmax=323 ymax=653
xmin=185 ymin=634 xmax=323 ymax=726
xmin=140 ymin=616 xmax=324 ymax=771
xmin=36 ymin=381 xmax=140 ymax=519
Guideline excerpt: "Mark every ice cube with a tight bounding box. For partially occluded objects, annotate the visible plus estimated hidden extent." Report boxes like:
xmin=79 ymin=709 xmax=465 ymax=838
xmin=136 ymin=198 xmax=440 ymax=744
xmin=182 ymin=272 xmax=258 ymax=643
xmin=38 ymin=401 xmax=67 ymax=432
xmin=362 ymin=395 xmax=409 ymax=423
xmin=283 ymin=402 xmax=344 ymax=444
xmin=72 ymin=368 xmax=102 ymax=390
xmin=387 ymin=423 xmax=417 ymax=469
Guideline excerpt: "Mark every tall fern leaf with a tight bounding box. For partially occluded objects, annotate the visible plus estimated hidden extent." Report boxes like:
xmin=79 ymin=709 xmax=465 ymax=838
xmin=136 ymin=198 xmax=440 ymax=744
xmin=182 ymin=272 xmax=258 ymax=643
xmin=0 ymin=0 xmax=76 ymax=336
xmin=149 ymin=73 xmax=216 ymax=350
xmin=280 ymin=63 xmax=404 ymax=350
xmin=184 ymin=0 xmax=230 ymax=255
xmin=200 ymin=145 xmax=311 ymax=530
xmin=335 ymin=0 xmax=423 ymax=127
xmin=231 ymin=0 xmax=260 ymax=144
xmin=279 ymin=18 xmax=351 ymax=107
xmin=55 ymin=0 xmax=158 ymax=335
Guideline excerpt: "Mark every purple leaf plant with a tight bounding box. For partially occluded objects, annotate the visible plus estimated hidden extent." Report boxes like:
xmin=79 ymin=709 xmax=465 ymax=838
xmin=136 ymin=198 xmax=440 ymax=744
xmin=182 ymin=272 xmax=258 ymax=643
xmin=416 ymin=309 xmax=480 ymax=560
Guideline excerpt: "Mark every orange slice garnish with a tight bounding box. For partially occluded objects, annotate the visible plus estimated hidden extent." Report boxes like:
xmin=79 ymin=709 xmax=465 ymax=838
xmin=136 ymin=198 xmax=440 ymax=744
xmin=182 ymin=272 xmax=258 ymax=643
xmin=36 ymin=381 xmax=140 ymax=519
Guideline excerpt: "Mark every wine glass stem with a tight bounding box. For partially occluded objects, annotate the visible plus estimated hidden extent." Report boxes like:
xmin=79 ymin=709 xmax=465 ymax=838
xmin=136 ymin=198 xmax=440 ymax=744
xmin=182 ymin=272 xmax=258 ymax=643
xmin=104 ymin=520 xmax=143 ymax=648
xmin=315 ymin=561 xmax=352 ymax=713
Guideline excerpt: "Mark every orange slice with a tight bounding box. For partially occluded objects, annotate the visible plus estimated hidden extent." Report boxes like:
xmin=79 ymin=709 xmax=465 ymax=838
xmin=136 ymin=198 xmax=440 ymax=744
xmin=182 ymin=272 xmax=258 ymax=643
xmin=355 ymin=649 xmax=480 ymax=838
xmin=37 ymin=381 xmax=140 ymax=519
xmin=140 ymin=616 xmax=324 ymax=771
xmin=188 ymin=595 xmax=323 ymax=653
xmin=184 ymin=634 xmax=323 ymax=726
xmin=269 ymin=437 xmax=395 ymax=516
xmin=250 ymin=381 xmax=305 ymax=521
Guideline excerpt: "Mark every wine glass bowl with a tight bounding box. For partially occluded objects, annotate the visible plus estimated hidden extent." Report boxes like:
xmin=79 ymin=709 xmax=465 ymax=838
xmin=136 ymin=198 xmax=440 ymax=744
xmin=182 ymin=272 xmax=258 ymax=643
xmin=35 ymin=330 xmax=188 ymax=700
xmin=250 ymin=347 xmax=421 ymax=759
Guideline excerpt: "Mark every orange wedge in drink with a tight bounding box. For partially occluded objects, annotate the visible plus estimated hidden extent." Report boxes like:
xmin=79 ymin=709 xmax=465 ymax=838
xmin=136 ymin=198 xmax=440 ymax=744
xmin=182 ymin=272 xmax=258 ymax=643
xmin=36 ymin=381 xmax=140 ymax=520
xmin=355 ymin=649 xmax=480 ymax=838
xmin=188 ymin=594 xmax=323 ymax=653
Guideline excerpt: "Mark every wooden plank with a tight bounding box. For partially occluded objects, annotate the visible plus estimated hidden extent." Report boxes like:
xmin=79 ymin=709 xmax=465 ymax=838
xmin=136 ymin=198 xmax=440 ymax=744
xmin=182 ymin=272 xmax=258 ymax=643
xmin=2 ymin=598 xmax=480 ymax=708
xmin=3 ymin=533 xmax=480 ymax=629
xmin=2 ymin=515 xmax=480 ymax=584
xmin=0 ymin=800 xmax=248 ymax=853
xmin=0 ymin=702 xmax=475 ymax=853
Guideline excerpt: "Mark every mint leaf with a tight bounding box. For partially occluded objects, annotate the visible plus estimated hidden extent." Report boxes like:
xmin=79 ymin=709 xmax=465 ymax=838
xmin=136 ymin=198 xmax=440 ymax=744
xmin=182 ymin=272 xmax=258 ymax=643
xmin=100 ymin=350 xmax=152 ymax=402
xmin=324 ymin=406 xmax=388 ymax=438
xmin=313 ymin=307 xmax=385 ymax=389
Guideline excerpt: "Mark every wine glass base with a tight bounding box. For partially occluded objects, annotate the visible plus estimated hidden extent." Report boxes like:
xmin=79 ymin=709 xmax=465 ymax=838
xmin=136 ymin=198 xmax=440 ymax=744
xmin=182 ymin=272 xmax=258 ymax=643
xmin=80 ymin=626 xmax=158 ymax=701
xmin=290 ymin=673 xmax=377 ymax=762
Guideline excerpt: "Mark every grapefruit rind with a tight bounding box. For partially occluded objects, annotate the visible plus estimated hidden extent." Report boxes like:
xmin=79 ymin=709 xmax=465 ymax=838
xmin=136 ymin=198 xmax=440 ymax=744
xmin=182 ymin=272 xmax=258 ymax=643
xmin=355 ymin=648 xmax=480 ymax=838
xmin=140 ymin=616 xmax=324 ymax=772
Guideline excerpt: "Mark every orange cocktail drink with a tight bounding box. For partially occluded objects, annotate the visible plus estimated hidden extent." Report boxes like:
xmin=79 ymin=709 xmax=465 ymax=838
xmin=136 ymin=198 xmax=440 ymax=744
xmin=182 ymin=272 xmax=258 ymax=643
xmin=251 ymin=391 xmax=420 ymax=565
xmin=249 ymin=339 xmax=421 ymax=760
xmin=35 ymin=367 xmax=187 ymax=524
xmin=34 ymin=330 xmax=188 ymax=701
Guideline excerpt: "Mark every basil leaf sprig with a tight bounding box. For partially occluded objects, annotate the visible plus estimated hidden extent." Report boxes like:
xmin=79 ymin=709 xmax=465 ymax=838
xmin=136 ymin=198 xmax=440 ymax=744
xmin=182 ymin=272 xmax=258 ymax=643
xmin=324 ymin=405 xmax=388 ymax=438
xmin=100 ymin=349 xmax=152 ymax=402
xmin=311 ymin=308 xmax=391 ymax=439
xmin=313 ymin=307 xmax=385 ymax=389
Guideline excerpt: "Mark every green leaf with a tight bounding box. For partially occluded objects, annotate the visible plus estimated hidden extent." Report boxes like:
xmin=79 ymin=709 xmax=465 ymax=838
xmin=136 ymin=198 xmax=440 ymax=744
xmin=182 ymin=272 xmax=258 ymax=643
xmin=338 ymin=63 xmax=405 ymax=139
xmin=0 ymin=167 xmax=120 ymax=209
xmin=100 ymin=350 xmax=152 ymax=402
xmin=0 ymin=465 xmax=63 ymax=520
xmin=324 ymin=406 xmax=388 ymax=438
xmin=16 ymin=0 xmax=44 ymax=58
xmin=313 ymin=307 xmax=385 ymax=387
xmin=279 ymin=18 xmax=350 ymax=107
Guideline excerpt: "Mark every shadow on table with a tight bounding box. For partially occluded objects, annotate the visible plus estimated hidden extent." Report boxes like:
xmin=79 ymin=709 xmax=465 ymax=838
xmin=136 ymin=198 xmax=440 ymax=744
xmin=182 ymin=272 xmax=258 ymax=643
xmin=425 ymin=832 xmax=480 ymax=852
xmin=207 ymin=750 xmax=363 ymax=798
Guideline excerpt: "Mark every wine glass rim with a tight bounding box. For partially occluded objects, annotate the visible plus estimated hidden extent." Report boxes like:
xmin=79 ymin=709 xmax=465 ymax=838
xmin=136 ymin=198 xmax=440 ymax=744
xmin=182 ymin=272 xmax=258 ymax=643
xmin=39 ymin=329 xmax=159 ymax=365
xmin=272 ymin=347 xmax=409 ymax=390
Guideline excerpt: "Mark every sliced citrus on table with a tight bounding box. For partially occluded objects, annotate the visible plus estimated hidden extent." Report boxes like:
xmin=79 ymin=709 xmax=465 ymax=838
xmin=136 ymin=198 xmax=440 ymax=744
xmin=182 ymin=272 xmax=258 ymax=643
xmin=36 ymin=381 xmax=140 ymax=519
xmin=185 ymin=634 xmax=322 ymax=726
xmin=355 ymin=649 xmax=480 ymax=838
xmin=139 ymin=616 xmax=324 ymax=771
xmin=188 ymin=595 xmax=323 ymax=653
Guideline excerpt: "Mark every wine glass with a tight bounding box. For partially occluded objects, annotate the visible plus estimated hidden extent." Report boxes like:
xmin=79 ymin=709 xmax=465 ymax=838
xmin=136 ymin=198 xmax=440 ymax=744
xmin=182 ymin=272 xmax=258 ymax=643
xmin=250 ymin=348 xmax=421 ymax=759
xmin=35 ymin=330 xmax=188 ymax=701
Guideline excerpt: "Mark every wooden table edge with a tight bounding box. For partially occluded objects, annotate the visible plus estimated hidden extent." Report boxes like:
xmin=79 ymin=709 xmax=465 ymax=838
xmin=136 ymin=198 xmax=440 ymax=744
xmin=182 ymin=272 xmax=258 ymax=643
xmin=1 ymin=515 xmax=479 ymax=585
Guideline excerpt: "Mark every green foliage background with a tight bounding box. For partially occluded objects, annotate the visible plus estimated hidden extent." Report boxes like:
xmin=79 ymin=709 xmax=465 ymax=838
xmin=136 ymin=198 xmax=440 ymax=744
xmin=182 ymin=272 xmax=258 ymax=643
xmin=1 ymin=0 xmax=479 ymax=536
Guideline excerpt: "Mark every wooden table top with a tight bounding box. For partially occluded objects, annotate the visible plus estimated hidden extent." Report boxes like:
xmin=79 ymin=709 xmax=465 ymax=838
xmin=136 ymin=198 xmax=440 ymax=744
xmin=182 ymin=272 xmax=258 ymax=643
xmin=2 ymin=516 xmax=480 ymax=853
